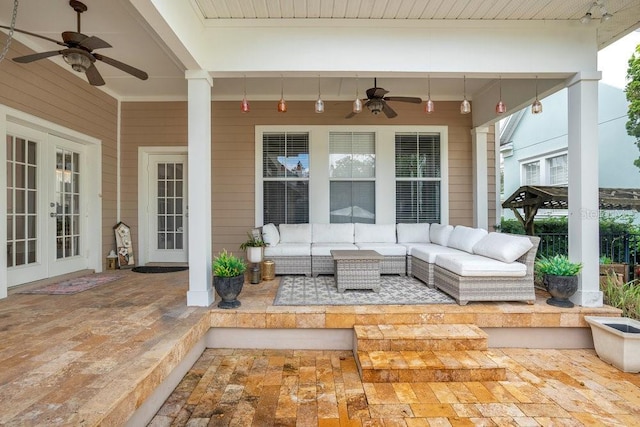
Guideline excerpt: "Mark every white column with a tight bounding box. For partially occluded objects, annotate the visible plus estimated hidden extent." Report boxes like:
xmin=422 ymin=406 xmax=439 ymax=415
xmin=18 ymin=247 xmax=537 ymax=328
xmin=471 ymin=127 xmax=489 ymax=230
xmin=567 ymin=72 xmax=603 ymax=307
xmin=186 ymin=70 xmax=214 ymax=307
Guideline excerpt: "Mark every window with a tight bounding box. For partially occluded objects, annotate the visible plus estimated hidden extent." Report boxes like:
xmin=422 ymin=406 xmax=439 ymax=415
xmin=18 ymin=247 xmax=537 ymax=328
xmin=548 ymin=154 xmax=568 ymax=185
xmin=395 ymin=132 xmax=441 ymax=223
xmin=522 ymin=161 xmax=540 ymax=185
xmin=262 ymin=132 xmax=309 ymax=224
xmin=329 ymin=132 xmax=375 ymax=223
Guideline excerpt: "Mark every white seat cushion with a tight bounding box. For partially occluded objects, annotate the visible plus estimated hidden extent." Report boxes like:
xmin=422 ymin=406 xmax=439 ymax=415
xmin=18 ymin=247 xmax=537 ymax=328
xmin=412 ymin=244 xmax=466 ymax=263
xmin=278 ymin=223 xmax=312 ymax=243
xmin=435 ymin=253 xmax=527 ymax=277
xmin=472 ymin=232 xmax=534 ymax=263
xmin=312 ymin=223 xmax=354 ymax=243
xmin=355 ymin=243 xmax=407 ymax=256
xmin=311 ymin=243 xmax=358 ymax=256
xmin=262 ymin=223 xmax=280 ymax=246
xmin=264 ymin=243 xmax=311 ymax=257
xmin=430 ymin=224 xmax=454 ymax=246
xmin=397 ymin=223 xmax=430 ymax=243
xmin=447 ymin=225 xmax=488 ymax=253
xmin=400 ymin=243 xmax=435 ymax=255
xmin=355 ymin=223 xmax=397 ymax=243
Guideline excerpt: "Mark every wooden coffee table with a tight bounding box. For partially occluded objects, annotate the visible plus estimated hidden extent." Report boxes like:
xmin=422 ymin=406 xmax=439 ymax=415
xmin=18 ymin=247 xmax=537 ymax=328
xmin=330 ymin=250 xmax=383 ymax=293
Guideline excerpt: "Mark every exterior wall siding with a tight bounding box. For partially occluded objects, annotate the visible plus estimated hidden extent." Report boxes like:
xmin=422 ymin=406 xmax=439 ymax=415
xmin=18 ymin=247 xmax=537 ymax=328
xmin=0 ymin=39 xmax=118 ymax=271
xmin=121 ymin=99 xmax=495 ymax=257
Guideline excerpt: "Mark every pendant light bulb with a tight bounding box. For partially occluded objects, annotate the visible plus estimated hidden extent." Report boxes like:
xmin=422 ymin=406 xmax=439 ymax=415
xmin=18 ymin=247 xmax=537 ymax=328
xmin=425 ymin=75 xmax=435 ymax=114
xmin=532 ymin=76 xmax=543 ymax=114
xmin=353 ymin=77 xmax=363 ymax=113
xmin=278 ymin=76 xmax=287 ymax=113
xmin=315 ymin=76 xmax=324 ymax=113
xmin=241 ymin=75 xmax=250 ymax=113
xmin=495 ymin=76 xmax=506 ymax=114
xmin=460 ymin=75 xmax=471 ymax=114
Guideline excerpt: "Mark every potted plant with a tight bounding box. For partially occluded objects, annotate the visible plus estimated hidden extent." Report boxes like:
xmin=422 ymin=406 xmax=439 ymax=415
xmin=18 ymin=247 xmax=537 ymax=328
xmin=535 ymin=254 xmax=583 ymax=308
xmin=212 ymin=249 xmax=247 ymax=309
xmin=239 ymin=230 xmax=266 ymax=264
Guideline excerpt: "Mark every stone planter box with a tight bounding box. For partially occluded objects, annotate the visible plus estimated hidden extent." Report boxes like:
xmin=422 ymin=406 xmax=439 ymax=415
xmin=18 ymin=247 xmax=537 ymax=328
xmin=585 ymin=316 xmax=640 ymax=373
xmin=599 ymin=263 xmax=629 ymax=282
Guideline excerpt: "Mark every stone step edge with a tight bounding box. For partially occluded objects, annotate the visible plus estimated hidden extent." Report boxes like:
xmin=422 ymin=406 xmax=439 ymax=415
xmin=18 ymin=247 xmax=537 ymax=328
xmin=356 ymin=349 xmax=502 ymax=371
xmin=353 ymin=323 xmax=488 ymax=341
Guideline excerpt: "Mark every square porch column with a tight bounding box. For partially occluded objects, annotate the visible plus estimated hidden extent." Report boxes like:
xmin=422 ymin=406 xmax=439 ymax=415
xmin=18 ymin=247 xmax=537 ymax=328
xmin=472 ymin=126 xmax=489 ymax=230
xmin=186 ymin=71 xmax=214 ymax=307
xmin=567 ymin=72 xmax=603 ymax=307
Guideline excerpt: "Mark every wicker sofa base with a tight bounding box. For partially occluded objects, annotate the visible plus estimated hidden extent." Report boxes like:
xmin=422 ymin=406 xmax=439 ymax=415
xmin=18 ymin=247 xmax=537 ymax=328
xmin=433 ymin=265 xmax=535 ymax=306
xmin=409 ymin=256 xmax=435 ymax=288
xmin=265 ymin=256 xmax=311 ymax=276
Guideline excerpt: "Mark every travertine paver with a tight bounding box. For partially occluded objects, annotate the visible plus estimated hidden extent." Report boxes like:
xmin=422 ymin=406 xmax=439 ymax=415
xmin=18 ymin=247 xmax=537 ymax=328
xmin=150 ymin=348 xmax=640 ymax=426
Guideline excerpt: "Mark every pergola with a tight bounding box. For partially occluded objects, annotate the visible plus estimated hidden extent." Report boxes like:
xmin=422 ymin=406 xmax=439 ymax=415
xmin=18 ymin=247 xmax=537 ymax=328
xmin=502 ymin=186 xmax=640 ymax=235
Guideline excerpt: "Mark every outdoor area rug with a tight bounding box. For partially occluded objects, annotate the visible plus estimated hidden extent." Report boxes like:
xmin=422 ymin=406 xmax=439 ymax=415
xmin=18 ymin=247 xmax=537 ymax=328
xmin=274 ymin=275 xmax=455 ymax=306
xmin=17 ymin=274 xmax=122 ymax=295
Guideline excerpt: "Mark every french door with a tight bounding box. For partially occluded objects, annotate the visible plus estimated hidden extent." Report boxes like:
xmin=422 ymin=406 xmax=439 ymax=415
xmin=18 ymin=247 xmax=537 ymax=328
xmin=146 ymin=154 xmax=188 ymax=263
xmin=6 ymin=125 xmax=88 ymax=286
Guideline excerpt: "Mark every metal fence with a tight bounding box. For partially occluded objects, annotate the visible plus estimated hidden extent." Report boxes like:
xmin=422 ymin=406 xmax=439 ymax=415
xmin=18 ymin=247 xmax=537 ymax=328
xmin=537 ymin=232 xmax=640 ymax=266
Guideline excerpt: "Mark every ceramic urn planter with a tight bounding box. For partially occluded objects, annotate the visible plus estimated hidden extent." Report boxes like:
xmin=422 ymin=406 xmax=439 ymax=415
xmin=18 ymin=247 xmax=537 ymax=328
xmin=585 ymin=316 xmax=640 ymax=373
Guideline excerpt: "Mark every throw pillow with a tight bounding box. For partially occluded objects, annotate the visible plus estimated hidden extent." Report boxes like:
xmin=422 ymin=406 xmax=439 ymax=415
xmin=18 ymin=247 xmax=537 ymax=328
xmin=447 ymin=225 xmax=488 ymax=253
xmin=261 ymin=223 xmax=280 ymax=246
xmin=473 ymin=232 xmax=534 ymax=263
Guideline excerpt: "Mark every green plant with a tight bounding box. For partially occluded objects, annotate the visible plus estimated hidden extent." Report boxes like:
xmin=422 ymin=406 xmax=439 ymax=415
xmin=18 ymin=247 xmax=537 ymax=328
xmin=239 ymin=232 xmax=266 ymax=250
xmin=600 ymin=256 xmax=613 ymax=264
xmin=213 ymin=249 xmax=247 ymax=277
xmin=601 ymin=274 xmax=640 ymax=320
xmin=535 ymin=255 xmax=583 ymax=276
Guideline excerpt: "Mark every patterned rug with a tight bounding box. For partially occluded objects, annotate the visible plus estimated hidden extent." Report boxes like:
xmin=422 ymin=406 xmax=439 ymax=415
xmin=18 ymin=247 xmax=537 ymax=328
xmin=17 ymin=274 xmax=122 ymax=295
xmin=274 ymin=275 xmax=455 ymax=306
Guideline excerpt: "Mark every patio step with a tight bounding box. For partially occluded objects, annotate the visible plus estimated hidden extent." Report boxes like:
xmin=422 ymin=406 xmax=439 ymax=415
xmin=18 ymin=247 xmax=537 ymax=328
xmin=353 ymin=324 xmax=505 ymax=382
xmin=354 ymin=323 xmax=489 ymax=351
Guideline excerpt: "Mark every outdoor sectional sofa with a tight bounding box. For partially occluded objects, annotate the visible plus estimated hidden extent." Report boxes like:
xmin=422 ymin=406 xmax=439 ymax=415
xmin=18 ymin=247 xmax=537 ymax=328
xmin=261 ymin=222 xmax=540 ymax=305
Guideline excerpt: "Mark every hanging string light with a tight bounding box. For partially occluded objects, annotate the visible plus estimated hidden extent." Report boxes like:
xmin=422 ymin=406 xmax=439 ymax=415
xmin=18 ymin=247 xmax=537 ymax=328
xmin=240 ymin=75 xmax=250 ymax=113
xmin=353 ymin=76 xmax=363 ymax=114
xmin=425 ymin=74 xmax=435 ymax=114
xmin=495 ymin=76 xmax=506 ymax=114
xmin=460 ymin=75 xmax=471 ymax=114
xmin=532 ymin=76 xmax=543 ymax=114
xmin=277 ymin=75 xmax=287 ymax=113
xmin=315 ymin=75 xmax=324 ymax=113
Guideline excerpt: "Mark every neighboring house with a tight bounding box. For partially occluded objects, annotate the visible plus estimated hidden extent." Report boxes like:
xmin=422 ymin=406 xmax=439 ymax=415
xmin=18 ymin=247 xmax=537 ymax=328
xmin=501 ymin=81 xmax=640 ymax=221
xmin=1 ymin=0 xmax=639 ymax=308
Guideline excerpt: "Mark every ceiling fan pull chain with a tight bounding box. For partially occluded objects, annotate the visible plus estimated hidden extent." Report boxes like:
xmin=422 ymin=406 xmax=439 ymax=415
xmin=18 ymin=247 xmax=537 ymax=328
xmin=0 ymin=0 xmax=19 ymax=63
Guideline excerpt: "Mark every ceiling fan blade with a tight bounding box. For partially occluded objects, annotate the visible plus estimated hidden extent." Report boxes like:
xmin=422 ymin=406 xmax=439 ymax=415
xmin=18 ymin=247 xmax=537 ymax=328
xmin=0 ymin=25 xmax=66 ymax=46
xmin=345 ymin=111 xmax=357 ymax=119
xmin=384 ymin=96 xmax=423 ymax=104
xmin=382 ymin=102 xmax=398 ymax=119
xmin=13 ymin=50 xmax=62 ymax=63
xmin=372 ymin=87 xmax=389 ymax=98
xmin=85 ymin=63 xmax=105 ymax=86
xmin=62 ymin=32 xmax=111 ymax=50
xmin=93 ymin=53 xmax=148 ymax=80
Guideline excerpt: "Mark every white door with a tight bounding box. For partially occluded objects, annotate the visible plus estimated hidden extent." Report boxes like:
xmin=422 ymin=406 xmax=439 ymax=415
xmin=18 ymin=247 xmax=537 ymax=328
xmin=147 ymin=154 xmax=188 ymax=263
xmin=6 ymin=126 xmax=88 ymax=286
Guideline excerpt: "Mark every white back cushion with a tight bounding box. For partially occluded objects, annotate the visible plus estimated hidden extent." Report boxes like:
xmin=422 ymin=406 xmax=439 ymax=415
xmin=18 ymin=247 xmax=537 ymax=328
xmin=473 ymin=232 xmax=534 ymax=263
xmin=430 ymin=223 xmax=454 ymax=246
xmin=397 ymin=223 xmax=430 ymax=243
xmin=355 ymin=223 xmax=397 ymax=243
xmin=278 ymin=223 xmax=312 ymax=243
xmin=312 ymin=223 xmax=354 ymax=243
xmin=447 ymin=225 xmax=488 ymax=253
xmin=262 ymin=223 xmax=280 ymax=246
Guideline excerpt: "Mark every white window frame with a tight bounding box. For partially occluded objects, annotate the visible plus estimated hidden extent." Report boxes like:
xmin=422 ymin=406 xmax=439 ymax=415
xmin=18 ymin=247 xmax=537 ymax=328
xmin=547 ymin=153 xmax=568 ymax=186
xmin=255 ymin=125 xmax=448 ymax=225
xmin=520 ymin=150 xmax=568 ymax=186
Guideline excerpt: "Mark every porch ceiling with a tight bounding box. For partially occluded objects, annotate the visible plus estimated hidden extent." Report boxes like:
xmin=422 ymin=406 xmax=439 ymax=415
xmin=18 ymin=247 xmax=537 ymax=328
xmin=0 ymin=0 xmax=638 ymax=102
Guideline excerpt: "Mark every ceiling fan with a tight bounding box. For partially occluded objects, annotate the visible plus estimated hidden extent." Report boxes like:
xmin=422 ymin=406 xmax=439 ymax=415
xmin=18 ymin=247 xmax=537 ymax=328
xmin=0 ymin=0 xmax=148 ymax=86
xmin=346 ymin=78 xmax=422 ymax=119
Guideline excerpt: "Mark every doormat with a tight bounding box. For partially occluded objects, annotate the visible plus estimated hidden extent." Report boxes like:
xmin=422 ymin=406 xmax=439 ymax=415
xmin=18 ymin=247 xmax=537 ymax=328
xmin=17 ymin=275 xmax=122 ymax=295
xmin=274 ymin=275 xmax=455 ymax=306
xmin=132 ymin=266 xmax=189 ymax=274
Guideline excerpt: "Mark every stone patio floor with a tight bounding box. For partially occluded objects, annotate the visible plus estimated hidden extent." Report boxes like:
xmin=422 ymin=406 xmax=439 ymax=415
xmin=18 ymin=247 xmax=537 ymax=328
xmin=0 ymin=269 xmax=637 ymax=426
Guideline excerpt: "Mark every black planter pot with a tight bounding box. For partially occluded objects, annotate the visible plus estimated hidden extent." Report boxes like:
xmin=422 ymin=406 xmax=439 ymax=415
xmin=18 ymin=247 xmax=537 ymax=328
xmin=544 ymin=274 xmax=578 ymax=308
xmin=213 ymin=274 xmax=244 ymax=309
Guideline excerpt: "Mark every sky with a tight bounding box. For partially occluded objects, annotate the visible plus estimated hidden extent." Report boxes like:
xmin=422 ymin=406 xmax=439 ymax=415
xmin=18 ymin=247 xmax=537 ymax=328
xmin=598 ymin=30 xmax=640 ymax=89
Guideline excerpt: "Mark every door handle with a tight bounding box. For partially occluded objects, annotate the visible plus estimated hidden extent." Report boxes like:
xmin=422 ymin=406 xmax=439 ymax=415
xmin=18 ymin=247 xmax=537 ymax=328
xmin=50 ymin=212 xmax=56 ymax=217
